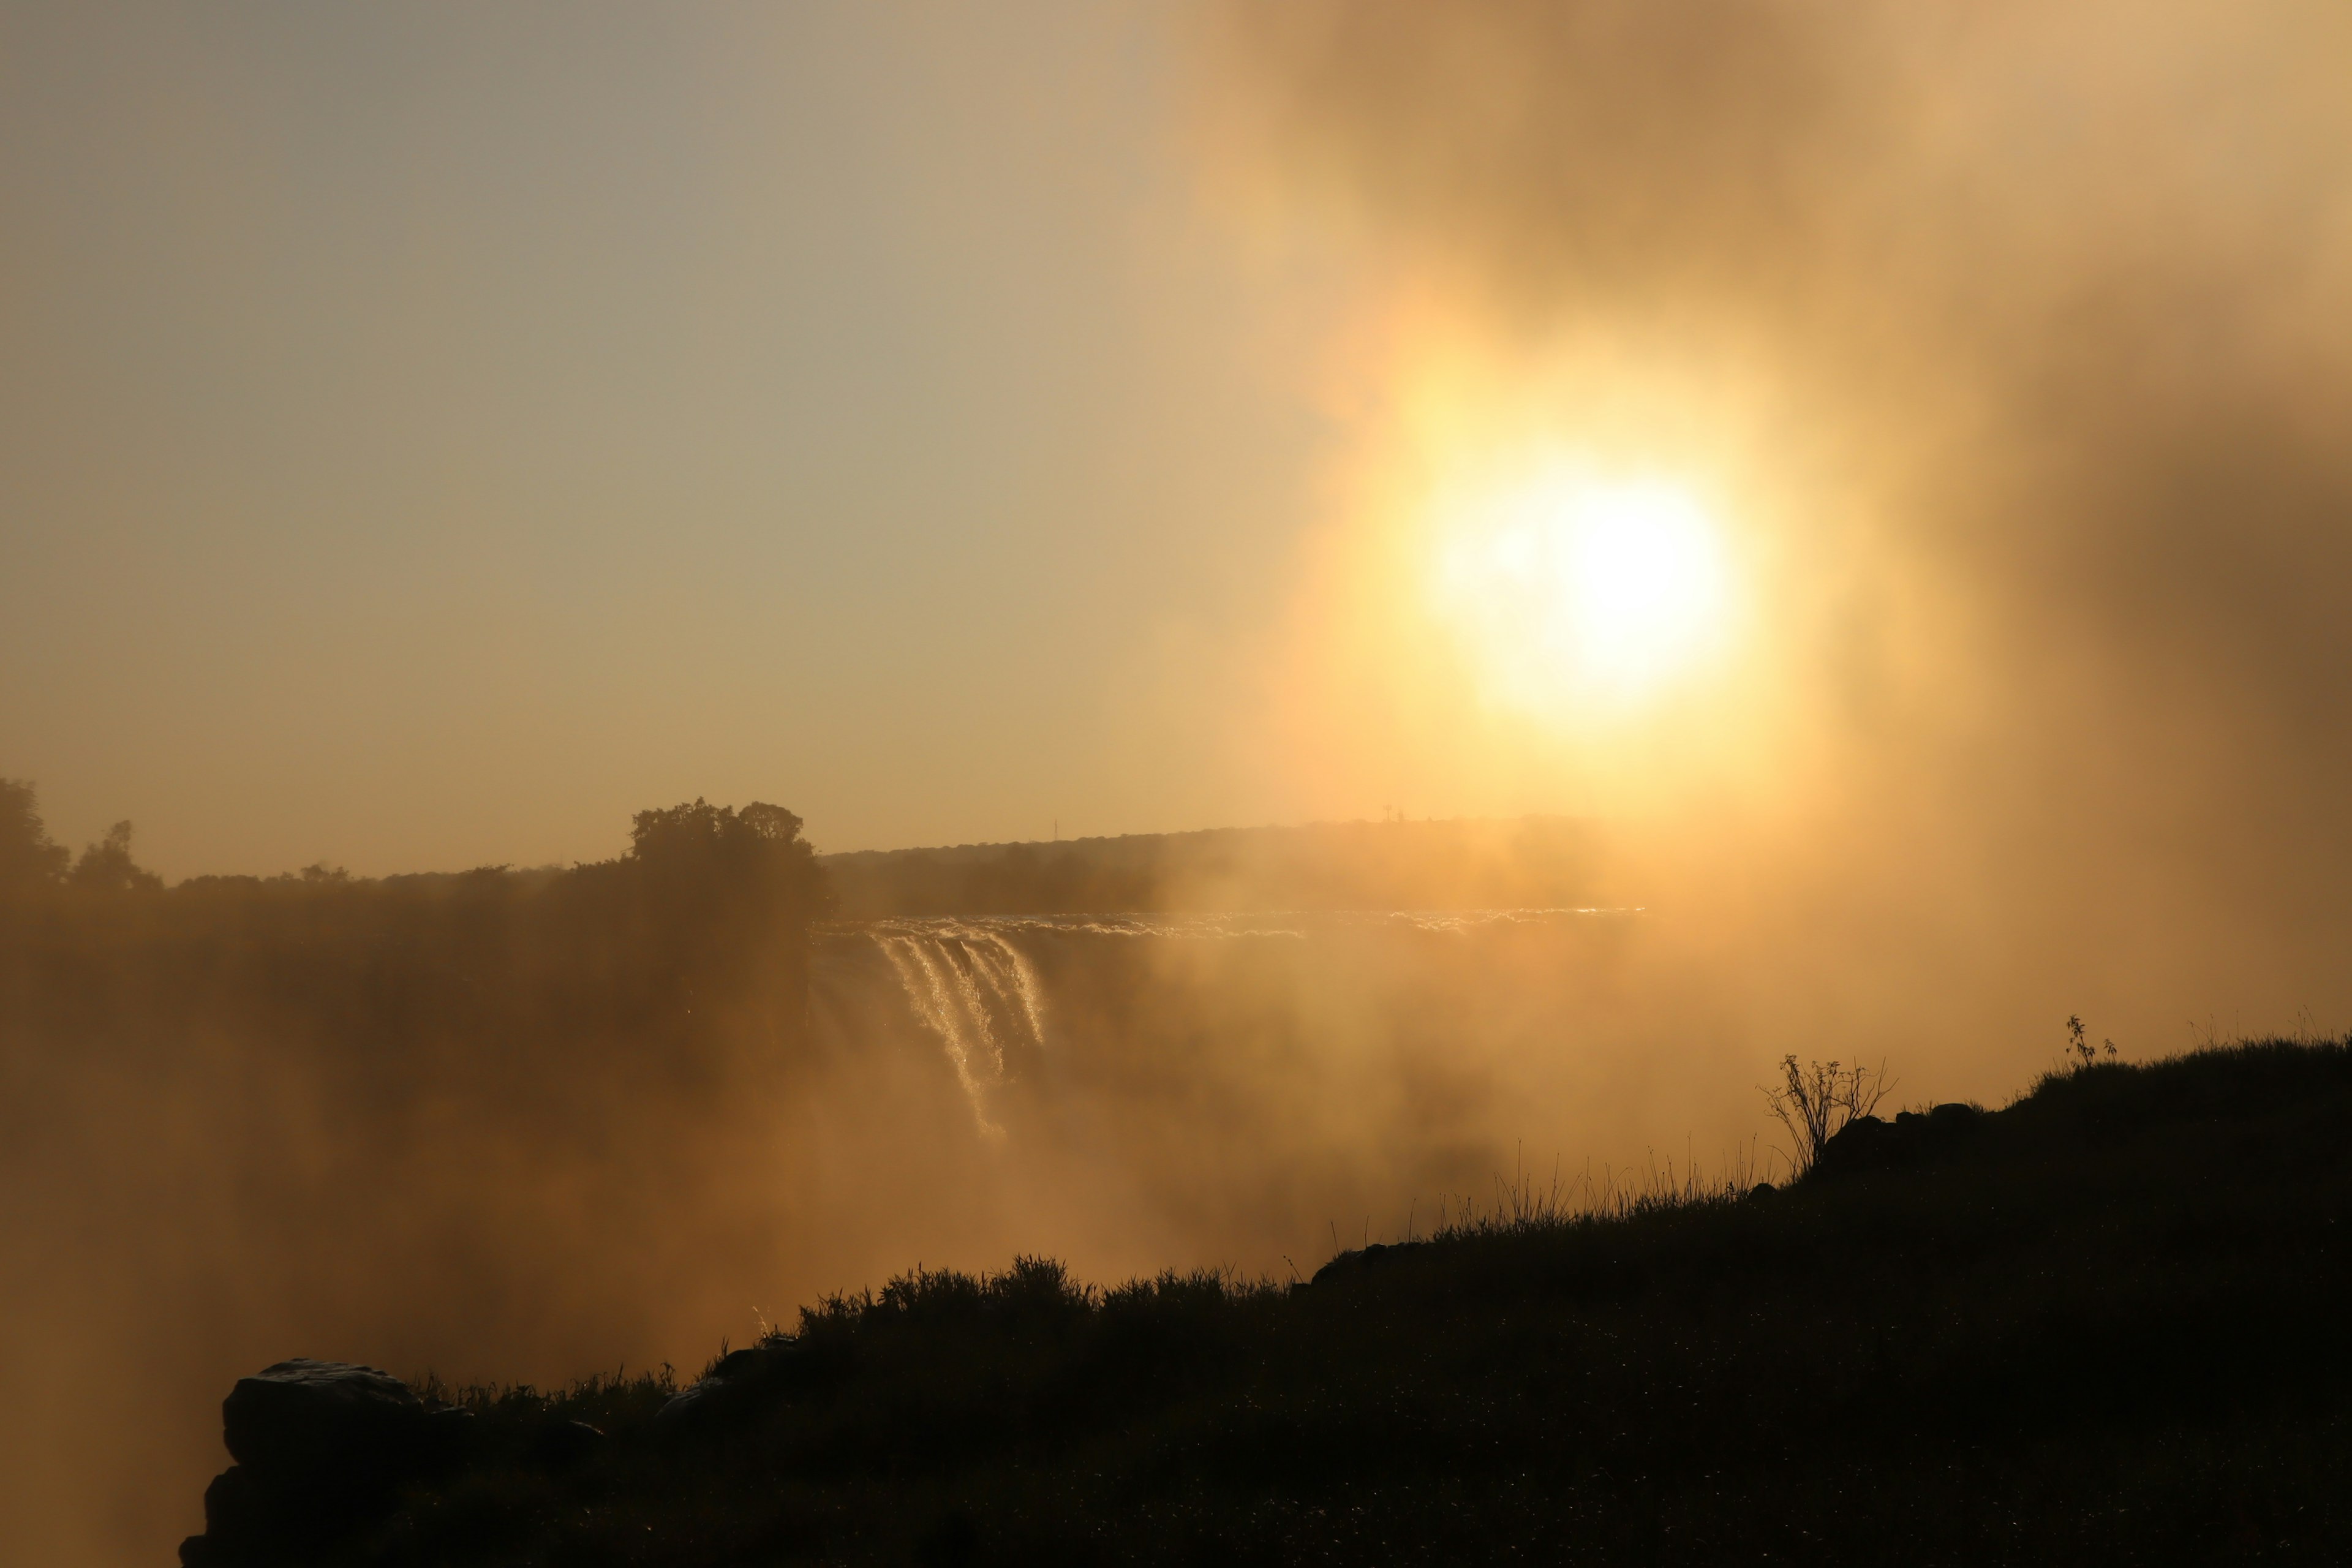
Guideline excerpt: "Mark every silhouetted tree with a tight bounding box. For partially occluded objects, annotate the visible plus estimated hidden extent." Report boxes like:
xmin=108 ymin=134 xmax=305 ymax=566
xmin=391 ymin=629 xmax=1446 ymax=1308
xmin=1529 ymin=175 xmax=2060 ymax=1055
xmin=627 ymin=799 xmax=827 ymax=917
xmin=622 ymin=800 xmax=830 ymax=1022
xmin=0 ymin=778 xmax=69 ymax=892
xmin=0 ymin=794 xmax=832 ymax=1073
xmin=67 ymin=820 xmax=163 ymax=894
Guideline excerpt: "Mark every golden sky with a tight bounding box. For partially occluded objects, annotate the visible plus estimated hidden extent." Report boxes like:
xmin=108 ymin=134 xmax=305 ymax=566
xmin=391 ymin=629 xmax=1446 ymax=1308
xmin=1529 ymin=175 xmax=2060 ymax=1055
xmin=1 ymin=4 xmax=1340 ymax=873
xmin=9 ymin=0 xmax=2352 ymax=1030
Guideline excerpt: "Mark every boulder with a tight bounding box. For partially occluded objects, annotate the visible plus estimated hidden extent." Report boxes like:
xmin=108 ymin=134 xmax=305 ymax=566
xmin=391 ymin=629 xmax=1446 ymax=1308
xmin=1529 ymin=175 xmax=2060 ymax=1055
xmin=1306 ymin=1240 xmax=1428 ymax=1289
xmin=1812 ymin=1102 xmax=1986 ymax=1180
xmin=223 ymin=1359 xmax=431 ymax=1474
xmin=656 ymin=1345 xmax=793 ymax=1436
xmin=180 ymin=1360 xmax=469 ymax=1567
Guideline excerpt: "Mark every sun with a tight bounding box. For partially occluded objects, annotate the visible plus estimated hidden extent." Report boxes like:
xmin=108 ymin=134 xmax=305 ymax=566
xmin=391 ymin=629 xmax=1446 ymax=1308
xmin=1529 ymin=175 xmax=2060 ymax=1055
xmin=1434 ymin=463 xmax=1734 ymax=714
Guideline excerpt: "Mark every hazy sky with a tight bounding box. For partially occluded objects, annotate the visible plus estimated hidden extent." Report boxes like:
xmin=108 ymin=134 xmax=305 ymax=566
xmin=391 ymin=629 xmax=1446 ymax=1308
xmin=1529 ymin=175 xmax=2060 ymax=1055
xmin=2 ymin=2 xmax=1352 ymax=875
xmin=11 ymin=0 xmax=2352 ymax=973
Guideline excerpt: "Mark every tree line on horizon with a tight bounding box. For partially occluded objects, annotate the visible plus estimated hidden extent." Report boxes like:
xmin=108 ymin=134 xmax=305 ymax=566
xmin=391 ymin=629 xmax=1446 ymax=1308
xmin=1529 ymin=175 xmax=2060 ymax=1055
xmin=0 ymin=778 xmax=835 ymax=1077
xmin=0 ymin=780 xmax=162 ymax=895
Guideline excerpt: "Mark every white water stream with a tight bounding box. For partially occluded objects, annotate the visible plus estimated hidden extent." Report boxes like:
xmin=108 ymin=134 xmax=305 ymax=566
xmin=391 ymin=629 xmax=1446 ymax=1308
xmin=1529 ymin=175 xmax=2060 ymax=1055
xmin=815 ymin=909 xmax=1630 ymax=1139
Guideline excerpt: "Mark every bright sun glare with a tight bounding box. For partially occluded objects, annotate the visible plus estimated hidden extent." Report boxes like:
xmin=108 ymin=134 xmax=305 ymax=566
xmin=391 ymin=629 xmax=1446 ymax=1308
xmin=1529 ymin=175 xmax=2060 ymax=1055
xmin=1436 ymin=466 xmax=1733 ymax=714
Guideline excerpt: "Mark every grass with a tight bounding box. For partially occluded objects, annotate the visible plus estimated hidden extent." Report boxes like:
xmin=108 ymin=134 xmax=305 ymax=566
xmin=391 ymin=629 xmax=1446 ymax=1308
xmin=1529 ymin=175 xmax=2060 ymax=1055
xmin=322 ymin=1038 xmax=2351 ymax=1564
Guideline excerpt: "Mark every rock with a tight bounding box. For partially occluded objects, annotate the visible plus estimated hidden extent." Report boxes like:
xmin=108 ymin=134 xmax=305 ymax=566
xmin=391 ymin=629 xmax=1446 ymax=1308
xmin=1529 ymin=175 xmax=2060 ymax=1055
xmin=223 ymin=1359 xmax=429 ymax=1474
xmin=179 ymin=1360 xmax=468 ymax=1567
xmin=1306 ymin=1240 xmax=1428 ymax=1289
xmin=656 ymin=1344 xmax=790 ymax=1435
xmin=1812 ymin=1102 xmax=1986 ymax=1180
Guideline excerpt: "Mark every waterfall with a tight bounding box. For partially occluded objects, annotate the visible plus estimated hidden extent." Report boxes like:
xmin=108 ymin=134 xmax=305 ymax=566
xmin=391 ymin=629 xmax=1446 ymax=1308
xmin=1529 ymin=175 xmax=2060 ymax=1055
xmin=813 ymin=907 xmax=1627 ymax=1145
xmin=866 ymin=920 xmax=1050 ymax=1137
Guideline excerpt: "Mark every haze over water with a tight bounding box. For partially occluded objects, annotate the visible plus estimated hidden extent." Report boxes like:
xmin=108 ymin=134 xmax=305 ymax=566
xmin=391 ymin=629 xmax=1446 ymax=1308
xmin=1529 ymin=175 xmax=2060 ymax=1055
xmin=9 ymin=4 xmax=2352 ymax=1564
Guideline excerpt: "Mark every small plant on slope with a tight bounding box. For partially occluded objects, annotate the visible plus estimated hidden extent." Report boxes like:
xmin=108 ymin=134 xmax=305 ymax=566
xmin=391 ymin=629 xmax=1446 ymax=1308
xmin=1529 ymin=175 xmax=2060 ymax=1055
xmin=1760 ymin=1055 xmax=1894 ymax=1177
xmin=2064 ymin=1014 xmax=2120 ymax=1073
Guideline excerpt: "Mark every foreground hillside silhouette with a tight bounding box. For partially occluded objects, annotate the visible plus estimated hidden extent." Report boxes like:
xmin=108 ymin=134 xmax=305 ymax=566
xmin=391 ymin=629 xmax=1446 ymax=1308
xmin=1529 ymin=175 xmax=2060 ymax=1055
xmin=183 ymin=1039 xmax=2352 ymax=1566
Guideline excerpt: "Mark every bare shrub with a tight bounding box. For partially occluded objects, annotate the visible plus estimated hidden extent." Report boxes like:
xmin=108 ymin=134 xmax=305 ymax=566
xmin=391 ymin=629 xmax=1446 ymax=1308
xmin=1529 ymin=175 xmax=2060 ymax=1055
xmin=1760 ymin=1056 xmax=1894 ymax=1177
xmin=2064 ymin=1014 xmax=2121 ymax=1072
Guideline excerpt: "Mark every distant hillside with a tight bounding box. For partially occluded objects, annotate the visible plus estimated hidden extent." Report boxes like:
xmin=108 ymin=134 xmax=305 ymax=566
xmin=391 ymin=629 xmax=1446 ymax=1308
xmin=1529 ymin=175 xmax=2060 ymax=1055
xmin=820 ymin=816 xmax=1603 ymax=918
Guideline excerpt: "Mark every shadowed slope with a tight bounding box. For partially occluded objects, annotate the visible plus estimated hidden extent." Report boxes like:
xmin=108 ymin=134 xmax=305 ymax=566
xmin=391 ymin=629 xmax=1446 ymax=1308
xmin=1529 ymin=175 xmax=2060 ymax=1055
xmin=188 ymin=1038 xmax=2352 ymax=1565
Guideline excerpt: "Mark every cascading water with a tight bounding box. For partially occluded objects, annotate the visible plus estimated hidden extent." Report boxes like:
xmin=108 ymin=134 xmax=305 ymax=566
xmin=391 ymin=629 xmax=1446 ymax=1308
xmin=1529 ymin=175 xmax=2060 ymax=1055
xmin=864 ymin=921 xmax=1050 ymax=1136
xmin=790 ymin=898 xmax=1824 ymax=1313
xmin=810 ymin=908 xmax=1637 ymax=1146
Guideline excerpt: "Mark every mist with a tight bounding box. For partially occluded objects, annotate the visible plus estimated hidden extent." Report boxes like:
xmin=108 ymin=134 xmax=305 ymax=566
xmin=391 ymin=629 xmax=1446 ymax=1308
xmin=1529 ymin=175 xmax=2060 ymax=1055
xmin=1197 ymin=0 xmax=2352 ymax=1060
xmin=8 ymin=4 xmax=2352 ymax=1564
xmin=3 ymin=804 xmax=1763 ymax=1566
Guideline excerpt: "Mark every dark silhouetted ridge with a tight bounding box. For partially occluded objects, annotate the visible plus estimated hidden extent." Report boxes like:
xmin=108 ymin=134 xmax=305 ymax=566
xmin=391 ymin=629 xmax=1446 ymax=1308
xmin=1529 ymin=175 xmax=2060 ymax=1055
xmin=180 ymin=1038 xmax=2352 ymax=1565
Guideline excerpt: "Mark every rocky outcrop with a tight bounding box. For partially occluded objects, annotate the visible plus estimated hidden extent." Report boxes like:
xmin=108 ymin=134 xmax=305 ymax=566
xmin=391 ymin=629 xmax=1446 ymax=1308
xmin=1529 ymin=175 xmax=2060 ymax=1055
xmin=1305 ymin=1240 xmax=1429 ymax=1289
xmin=1812 ymin=1102 xmax=1986 ymax=1180
xmin=654 ymin=1344 xmax=818 ymax=1437
xmin=179 ymin=1359 xmax=470 ymax=1567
